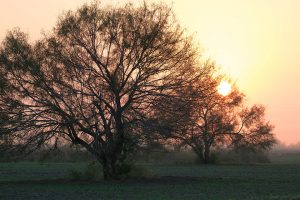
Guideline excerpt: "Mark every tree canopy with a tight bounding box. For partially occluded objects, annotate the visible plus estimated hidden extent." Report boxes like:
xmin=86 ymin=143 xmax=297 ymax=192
xmin=152 ymin=64 xmax=276 ymax=163
xmin=0 ymin=1 xmax=276 ymax=179
xmin=0 ymin=2 xmax=201 ymax=179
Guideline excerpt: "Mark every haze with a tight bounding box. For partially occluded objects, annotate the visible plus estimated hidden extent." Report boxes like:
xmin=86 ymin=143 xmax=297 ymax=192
xmin=0 ymin=0 xmax=299 ymax=145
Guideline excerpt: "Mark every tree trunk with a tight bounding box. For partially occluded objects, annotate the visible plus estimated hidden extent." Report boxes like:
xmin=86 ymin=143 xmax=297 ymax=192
xmin=98 ymin=111 xmax=125 ymax=180
xmin=192 ymin=146 xmax=205 ymax=163
xmin=102 ymin=157 xmax=117 ymax=180
xmin=203 ymin=145 xmax=210 ymax=164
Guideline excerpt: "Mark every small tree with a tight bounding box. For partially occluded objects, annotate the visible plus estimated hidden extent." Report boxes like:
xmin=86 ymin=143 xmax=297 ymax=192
xmin=0 ymin=2 xmax=198 ymax=179
xmin=154 ymin=64 xmax=276 ymax=163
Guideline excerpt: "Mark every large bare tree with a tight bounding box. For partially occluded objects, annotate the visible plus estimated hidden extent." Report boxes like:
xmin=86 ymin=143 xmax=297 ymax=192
xmin=0 ymin=2 xmax=198 ymax=179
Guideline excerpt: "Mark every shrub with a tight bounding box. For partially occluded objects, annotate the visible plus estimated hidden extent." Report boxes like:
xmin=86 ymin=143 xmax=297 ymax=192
xmin=68 ymin=161 xmax=102 ymax=181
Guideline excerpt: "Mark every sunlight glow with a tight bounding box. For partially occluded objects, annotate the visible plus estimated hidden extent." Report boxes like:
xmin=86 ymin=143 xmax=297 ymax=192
xmin=218 ymin=81 xmax=231 ymax=96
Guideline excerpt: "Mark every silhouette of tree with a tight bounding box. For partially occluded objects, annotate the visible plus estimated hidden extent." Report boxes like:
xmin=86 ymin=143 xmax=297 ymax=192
xmin=154 ymin=63 xmax=276 ymax=163
xmin=0 ymin=2 xmax=198 ymax=179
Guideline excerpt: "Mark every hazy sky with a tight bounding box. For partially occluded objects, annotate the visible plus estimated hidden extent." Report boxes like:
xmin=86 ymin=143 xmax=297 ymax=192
xmin=0 ymin=0 xmax=299 ymax=144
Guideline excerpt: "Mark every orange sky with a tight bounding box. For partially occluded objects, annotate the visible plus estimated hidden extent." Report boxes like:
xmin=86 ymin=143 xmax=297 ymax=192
xmin=0 ymin=0 xmax=299 ymax=145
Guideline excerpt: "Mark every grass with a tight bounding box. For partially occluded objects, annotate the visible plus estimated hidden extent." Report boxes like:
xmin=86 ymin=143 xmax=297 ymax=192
xmin=0 ymin=162 xmax=300 ymax=200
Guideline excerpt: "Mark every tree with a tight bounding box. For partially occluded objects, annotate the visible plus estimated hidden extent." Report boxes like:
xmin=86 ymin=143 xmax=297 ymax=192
xmin=0 ymin=2 xmax=198 ymax=179
xmin=154 ymin=64 xmax=276 ymax=163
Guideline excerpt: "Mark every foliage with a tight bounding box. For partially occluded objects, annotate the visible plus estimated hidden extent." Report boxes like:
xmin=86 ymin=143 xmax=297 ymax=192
xmin=0 ymin=0 xmax=276 ymax=180
xmin=69 ymin=161 xmax=103 ymax=181
xmin=152 ymin=63 xmax=276 ymax=163
xmin=0 ymin=2 xmax=198 ymax=179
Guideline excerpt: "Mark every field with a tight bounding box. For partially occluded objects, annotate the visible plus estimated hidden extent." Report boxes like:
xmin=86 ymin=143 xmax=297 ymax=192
xmin=0 ymin=162 xmax=300 ymax=200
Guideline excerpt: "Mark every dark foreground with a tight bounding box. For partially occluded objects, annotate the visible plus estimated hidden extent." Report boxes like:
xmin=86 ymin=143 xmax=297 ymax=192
xmin=0 ymin=162 xmax=300 ymax=200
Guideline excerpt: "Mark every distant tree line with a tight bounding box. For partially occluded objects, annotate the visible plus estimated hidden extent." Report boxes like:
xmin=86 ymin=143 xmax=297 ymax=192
xmin=0 ymin=2 xmax=276 ymax=180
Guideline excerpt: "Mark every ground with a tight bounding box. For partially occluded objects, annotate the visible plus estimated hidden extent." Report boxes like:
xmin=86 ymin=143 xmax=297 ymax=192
xmin=0 ymin=162 xmax=300 ymax=200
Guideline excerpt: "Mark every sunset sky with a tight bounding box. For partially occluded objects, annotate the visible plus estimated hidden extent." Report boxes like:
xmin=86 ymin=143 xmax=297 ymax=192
xmin=0 ymin=0 xmax=299 ymax=145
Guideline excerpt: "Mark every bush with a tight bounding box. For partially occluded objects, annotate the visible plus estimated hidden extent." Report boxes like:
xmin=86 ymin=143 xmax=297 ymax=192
xmin=68 ymin=161 xmax=102 ymax=181
xmin=68 ymin=162 xmax=155 ymax=181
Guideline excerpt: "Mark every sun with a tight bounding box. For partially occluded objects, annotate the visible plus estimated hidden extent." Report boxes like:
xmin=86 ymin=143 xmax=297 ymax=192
xmin=218 ymin=80 xmax=231 ymax=96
